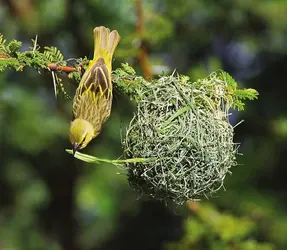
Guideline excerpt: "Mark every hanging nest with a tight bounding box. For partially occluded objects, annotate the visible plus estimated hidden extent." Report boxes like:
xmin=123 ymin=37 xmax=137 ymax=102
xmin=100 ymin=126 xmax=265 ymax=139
xmin=122 ymin=71 xmax=240 ymax=205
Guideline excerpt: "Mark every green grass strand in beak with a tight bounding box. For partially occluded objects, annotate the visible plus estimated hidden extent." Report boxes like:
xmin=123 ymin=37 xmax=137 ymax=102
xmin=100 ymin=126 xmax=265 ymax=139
xmin=66 ymin=149 xmax=151 ymax=164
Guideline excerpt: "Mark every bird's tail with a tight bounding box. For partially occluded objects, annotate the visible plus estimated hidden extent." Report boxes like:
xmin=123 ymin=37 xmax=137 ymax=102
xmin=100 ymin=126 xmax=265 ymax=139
xmin=87 ymin=26 xmax=120 ymax=72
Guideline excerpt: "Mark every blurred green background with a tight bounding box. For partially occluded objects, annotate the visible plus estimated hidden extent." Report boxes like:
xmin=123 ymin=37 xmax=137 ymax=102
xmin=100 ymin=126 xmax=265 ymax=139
xmin=1 ymin=0 xmax=287 ymax=249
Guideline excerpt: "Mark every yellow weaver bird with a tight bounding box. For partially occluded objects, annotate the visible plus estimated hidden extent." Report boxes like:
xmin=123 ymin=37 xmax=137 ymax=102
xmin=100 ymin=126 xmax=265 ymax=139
xmin=69 ymin=26 xmax=120 ymax=155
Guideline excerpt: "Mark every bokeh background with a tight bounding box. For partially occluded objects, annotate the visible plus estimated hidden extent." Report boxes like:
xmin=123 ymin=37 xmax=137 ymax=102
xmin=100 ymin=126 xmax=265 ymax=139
xmin=1 ymin=0 xmax=287 ymax=249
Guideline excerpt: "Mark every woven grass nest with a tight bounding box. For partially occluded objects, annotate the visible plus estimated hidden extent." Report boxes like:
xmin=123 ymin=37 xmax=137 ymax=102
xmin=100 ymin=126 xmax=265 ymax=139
xmin=122 ymin=71 xmax=240 ymax=205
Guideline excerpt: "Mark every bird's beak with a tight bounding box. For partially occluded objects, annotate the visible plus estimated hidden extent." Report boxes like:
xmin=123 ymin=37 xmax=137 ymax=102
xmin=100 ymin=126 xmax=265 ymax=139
xmin=73 ymin=143 xmax=79 ymax=156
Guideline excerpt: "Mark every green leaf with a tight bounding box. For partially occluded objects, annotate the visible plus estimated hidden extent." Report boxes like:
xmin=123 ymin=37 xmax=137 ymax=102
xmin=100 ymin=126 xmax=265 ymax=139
xmin=0 ymin=33 xmax=7 ymax=53
xmin=7 ymin=40 xmax=22 ymax=55
xmin=121 ymin=63 xmax=136 ymax=75
xmin=218 ymin=70 xmax=237 ymax=88
xmin=44 ymin=46 xmax=64 ymax=63
xmin=234 ymin=88 xmax=259 ymax=101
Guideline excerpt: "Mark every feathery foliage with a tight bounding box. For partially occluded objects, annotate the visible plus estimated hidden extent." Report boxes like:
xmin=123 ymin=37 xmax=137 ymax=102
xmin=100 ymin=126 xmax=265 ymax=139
xmin=0 ymin=33 xmax=88 ymax=97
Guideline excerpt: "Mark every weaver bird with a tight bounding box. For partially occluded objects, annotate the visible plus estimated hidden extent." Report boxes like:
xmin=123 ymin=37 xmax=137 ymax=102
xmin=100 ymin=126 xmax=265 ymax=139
xmin=69 ymin=26 xmax=120 ymax=155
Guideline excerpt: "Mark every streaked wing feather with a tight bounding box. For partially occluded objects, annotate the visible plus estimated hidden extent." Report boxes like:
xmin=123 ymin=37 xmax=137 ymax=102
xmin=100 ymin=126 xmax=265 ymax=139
xmin=72 ymin=58 xmax=111 ymax=118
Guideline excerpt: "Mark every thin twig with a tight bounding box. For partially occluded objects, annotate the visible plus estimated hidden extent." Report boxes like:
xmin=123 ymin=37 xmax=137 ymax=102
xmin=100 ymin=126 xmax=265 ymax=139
xmin=136 ymin=0 xmax=153 ymax=79
xmin=48 ymin=63 xmax=78 ymax=73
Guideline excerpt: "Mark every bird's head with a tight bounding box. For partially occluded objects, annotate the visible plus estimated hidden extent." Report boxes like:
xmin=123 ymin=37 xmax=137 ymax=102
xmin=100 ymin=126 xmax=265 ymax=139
xmin=69 ymin=118 xmax=95 ymax=155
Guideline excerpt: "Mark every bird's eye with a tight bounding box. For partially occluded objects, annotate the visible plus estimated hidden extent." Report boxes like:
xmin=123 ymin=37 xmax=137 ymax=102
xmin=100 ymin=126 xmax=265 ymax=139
xmin=79 ymin=135 xmax=87 ymax=147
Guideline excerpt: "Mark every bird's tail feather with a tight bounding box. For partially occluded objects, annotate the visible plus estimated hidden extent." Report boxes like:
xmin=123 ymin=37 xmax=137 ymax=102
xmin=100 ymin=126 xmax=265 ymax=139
xmin=89 ymin=26 xmax=120 ymax=71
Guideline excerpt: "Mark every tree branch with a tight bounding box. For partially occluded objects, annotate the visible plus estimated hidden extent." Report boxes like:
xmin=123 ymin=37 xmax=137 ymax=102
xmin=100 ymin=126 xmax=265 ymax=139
xmin=136 ymin=0 xmax=153 ymax=79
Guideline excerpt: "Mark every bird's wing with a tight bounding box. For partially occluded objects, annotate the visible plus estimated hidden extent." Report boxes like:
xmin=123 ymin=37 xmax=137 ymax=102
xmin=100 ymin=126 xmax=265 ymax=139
xmin=72 ymin=58 xmax=112 ymax=118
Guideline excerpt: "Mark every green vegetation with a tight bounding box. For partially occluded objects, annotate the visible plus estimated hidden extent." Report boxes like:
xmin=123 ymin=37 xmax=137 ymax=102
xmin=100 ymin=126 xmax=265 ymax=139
xmin=0 ymin=0 xmax=286 ymax=249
